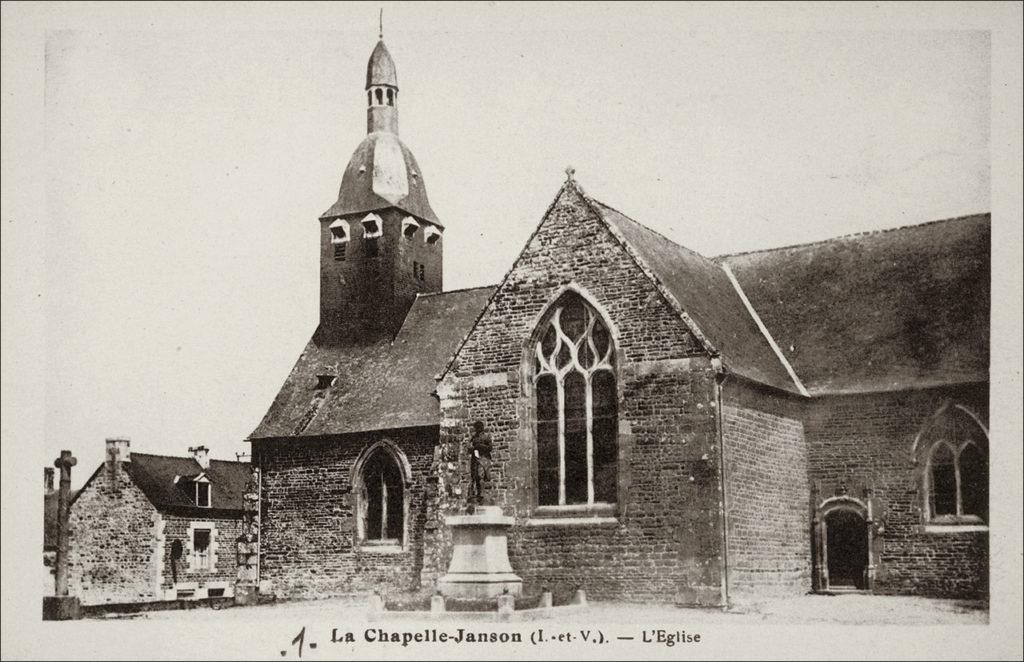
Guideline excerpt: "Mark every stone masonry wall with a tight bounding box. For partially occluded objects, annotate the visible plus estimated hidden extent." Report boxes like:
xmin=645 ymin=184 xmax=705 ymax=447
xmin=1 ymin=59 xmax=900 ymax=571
xmin=426 ymin=184 xmax=726 ymax=605
xmin=67 ymin=462 xmax=161 ymax=605
xmin=160 ymin=513 xmax=244 ymax=598
xmin=721 ymin=379 xmax=811 ymax=599
xmin=805 ymin=383 xmax=988 ymax=598
xmin=255 ymin=427 xmax=436 ymax=599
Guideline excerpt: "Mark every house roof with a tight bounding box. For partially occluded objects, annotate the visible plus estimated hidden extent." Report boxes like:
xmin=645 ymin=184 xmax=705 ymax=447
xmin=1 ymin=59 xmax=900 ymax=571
xmin=589 ymin=198 xmax=802 ymax=394
xmin=124 ymin=453 xmax=250 ymax=515
xmin=717 ymin=214 xmax=990 ymax=395
xmin=249 ymin=285 xmax=496 ymax=440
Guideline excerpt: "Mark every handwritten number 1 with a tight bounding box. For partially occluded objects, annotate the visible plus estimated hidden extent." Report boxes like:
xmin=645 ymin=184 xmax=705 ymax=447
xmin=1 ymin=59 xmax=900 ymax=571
xmin=292 ymin=626 xmax=306 ymax=658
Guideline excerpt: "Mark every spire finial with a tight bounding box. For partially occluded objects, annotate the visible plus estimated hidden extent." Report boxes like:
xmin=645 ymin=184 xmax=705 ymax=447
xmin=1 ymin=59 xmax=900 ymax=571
xmin=565 ymin=165 xmax=576 ymax=182
xmin=379 ymin=8 xmax=383 ymax=39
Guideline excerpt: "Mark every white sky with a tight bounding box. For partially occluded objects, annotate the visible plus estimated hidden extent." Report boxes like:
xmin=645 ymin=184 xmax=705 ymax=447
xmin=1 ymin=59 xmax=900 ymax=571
xmin=2 ymin=3 xmax=1014 ymax=483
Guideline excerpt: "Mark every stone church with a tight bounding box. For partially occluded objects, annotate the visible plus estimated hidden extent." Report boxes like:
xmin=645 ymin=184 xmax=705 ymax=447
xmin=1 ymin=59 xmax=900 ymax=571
xmin=248 ymin=38 xmax=989 ymax=605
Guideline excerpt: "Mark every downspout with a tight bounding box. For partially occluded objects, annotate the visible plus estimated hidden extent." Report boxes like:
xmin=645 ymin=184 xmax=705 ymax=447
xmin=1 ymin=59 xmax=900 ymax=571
xmin=712 ymin=357 xmax=731 ymax=609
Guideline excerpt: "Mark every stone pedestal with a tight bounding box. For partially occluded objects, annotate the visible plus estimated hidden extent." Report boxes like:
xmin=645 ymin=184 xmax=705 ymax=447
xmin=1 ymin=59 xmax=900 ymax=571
xmin=233 ymin=583 xmax=259 ymax=606
xmin=438 ymin=505 xmax=522 ymax=598
xmin=42 ymin=596 xmax=81 ymax=621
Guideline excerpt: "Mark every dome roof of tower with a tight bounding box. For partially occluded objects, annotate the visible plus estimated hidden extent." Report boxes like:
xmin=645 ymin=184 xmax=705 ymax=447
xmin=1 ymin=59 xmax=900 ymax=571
xmin=319 ymin=131 xmax=441 ymax=226
xmin=366 ymin=40 xmax=397 ymax=89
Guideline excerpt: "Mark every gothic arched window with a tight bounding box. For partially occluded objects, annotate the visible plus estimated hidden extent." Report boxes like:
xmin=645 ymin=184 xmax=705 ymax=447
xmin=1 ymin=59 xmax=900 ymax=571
xmin=357 ymin=448 xmax=404 ymax=544
xmin=918 ymin=404 xmax=988 ymax=524
xmin=533 ymin=292 xmax=617 ymax=507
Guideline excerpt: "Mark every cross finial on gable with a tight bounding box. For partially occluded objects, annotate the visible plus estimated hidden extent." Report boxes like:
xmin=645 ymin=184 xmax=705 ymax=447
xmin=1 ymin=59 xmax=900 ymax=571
xmin=565 ymin=166 xmax=575 ymax=182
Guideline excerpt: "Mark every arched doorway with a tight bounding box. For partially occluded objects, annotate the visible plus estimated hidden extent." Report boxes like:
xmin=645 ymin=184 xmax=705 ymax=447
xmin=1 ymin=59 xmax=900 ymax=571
xmin=824 ymin=509 xmax=868 ymax=590
xmin=814 ymin=496 xmax=874 ymax=593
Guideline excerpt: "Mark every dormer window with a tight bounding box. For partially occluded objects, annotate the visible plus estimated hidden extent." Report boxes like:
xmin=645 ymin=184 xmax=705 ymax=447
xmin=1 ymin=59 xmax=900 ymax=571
xmin=361 ymin=214 xmax=383 ymax=239
xmin=195 ymin=481 xmax=210 ymax=508
xmin=316 ymin=374 xmax=337 ymax=389
xmin=402 ymin=216 xmax=419 ymax=239
xmin=424 ymin=225 xmax=442 ymax=245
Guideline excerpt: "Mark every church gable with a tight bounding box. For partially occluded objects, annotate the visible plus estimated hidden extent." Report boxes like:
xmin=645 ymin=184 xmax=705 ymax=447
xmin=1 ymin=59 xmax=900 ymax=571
xmin=448 ymin=181 xmax=705 ymax=380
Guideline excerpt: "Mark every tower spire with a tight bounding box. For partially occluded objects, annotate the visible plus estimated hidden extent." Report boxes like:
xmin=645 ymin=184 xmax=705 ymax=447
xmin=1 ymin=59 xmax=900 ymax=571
xmin=379 ymin=8 xmax=383 ymax=39
xmin=366 ymin=37 xmax=399 ymax=134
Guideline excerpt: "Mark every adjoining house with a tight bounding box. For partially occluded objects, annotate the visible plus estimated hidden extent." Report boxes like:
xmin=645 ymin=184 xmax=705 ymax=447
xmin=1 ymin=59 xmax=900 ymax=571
xmin=66 ymin=438 xmax=251 ymax=605
xmin=247 ymin=37 xmax=989 ymax=605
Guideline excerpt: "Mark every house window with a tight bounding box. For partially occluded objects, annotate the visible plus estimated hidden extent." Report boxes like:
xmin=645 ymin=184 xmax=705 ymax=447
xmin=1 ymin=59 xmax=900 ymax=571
xmin=333 ymin=243 xmax=346 ymax=261
xmin=195 ymin=482 xmax=210 ymax=508
xmin=193 ymin=529 xmax=211 ymax=570
xmin=919 ymin=404 xmax=988 ymax=524
xmin=533 ymin=292 xmax=617 ymax=506
xmin=357 ymin=448 xmax=404 ymax=545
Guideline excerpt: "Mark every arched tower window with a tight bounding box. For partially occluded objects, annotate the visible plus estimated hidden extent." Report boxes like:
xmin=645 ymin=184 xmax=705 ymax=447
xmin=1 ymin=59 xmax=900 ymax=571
xmin=355 ymin=446 xmax=406 ymax=545
xmin=916 ymin=404 xmax=988 ymax=524
xmin=532 ymin=292 xmax=617 ymax=506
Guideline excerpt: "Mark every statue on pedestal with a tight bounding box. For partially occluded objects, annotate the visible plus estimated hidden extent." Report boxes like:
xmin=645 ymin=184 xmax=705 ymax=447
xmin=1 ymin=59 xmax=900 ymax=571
xmin=468 ymin=421 xmax=492 ymax=507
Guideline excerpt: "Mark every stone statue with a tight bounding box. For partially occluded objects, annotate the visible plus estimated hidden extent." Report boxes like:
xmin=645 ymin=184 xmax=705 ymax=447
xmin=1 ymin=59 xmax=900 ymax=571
xmin=469 ymin=421 xmax=492 ymax=505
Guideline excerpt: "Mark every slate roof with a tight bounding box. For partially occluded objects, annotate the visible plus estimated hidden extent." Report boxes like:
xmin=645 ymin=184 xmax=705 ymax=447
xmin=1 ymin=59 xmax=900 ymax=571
xmin=249 ymin=285 xmax=496 ymax=440
xmin=120 ymin=453 xmax=250 ymax=515
xmin=718 ymin=214 xmax=990 ymax=395
xmin=366 ymin=39 xmax=398 ymax=88
xmin=589 ymin=198 xmax=801 ymax=394
xmin=319 ymin=132 xmax=442 ymax=227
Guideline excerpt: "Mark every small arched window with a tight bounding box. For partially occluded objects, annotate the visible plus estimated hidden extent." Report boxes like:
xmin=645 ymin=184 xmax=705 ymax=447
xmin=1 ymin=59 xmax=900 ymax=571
xmin=357 ymin=448 xmax=404 ymax=544
xmin=532 ymin=292 xmax=617 ymax=507
xmin=918 ymin=404 xmax=988 ymax=524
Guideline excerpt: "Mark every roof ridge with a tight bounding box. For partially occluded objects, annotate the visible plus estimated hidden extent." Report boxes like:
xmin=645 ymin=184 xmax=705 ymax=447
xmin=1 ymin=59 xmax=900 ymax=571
xmin=714 ymin=212 xmax=990 ymax=260
xmin=130 ymin=451 xmax=196 ymax=461
xmin=416 ymin=284 xmax=499 ymax=298
xmin=132 ymin=451 xmax=245 ymax=465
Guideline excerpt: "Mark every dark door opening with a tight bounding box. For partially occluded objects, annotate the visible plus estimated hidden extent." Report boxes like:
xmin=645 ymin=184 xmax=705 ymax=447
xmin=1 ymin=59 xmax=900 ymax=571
xmin=825 ymin=509 xmax=868 ymax=590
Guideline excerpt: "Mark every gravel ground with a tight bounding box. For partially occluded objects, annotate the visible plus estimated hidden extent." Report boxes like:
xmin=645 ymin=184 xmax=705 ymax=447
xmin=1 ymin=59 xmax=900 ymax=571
xmin=127 ymin=593 xmax=988 ymax=625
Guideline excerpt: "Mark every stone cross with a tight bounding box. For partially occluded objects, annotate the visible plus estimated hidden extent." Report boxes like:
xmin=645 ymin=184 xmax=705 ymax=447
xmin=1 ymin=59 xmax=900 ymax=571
xmin=53 ymin=450 xmax=77 ymax=597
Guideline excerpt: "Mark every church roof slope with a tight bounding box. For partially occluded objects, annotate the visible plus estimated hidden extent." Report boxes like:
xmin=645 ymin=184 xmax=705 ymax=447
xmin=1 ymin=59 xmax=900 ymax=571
xmin=249 ymin=285 xmax=496 ymax=440
xmin=717 ymin=214 xmax=990 ymax=395
xmin=589 ymin=198 xmax=802 ymax=394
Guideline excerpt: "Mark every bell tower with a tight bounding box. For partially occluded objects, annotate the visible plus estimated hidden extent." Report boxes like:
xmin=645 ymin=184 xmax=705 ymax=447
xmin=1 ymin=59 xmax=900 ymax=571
xmin=316 ymin=36 xmax=444 ymax=345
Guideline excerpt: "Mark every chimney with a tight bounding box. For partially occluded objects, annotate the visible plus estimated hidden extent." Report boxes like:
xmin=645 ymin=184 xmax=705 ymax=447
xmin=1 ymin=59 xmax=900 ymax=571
xmin=189 ymin=445 xmax=210 ymax=470
xmin=105 ymin=437 xmax=130 ymax=489
xmin=44 ymin=467 xmax=55 ymax=493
